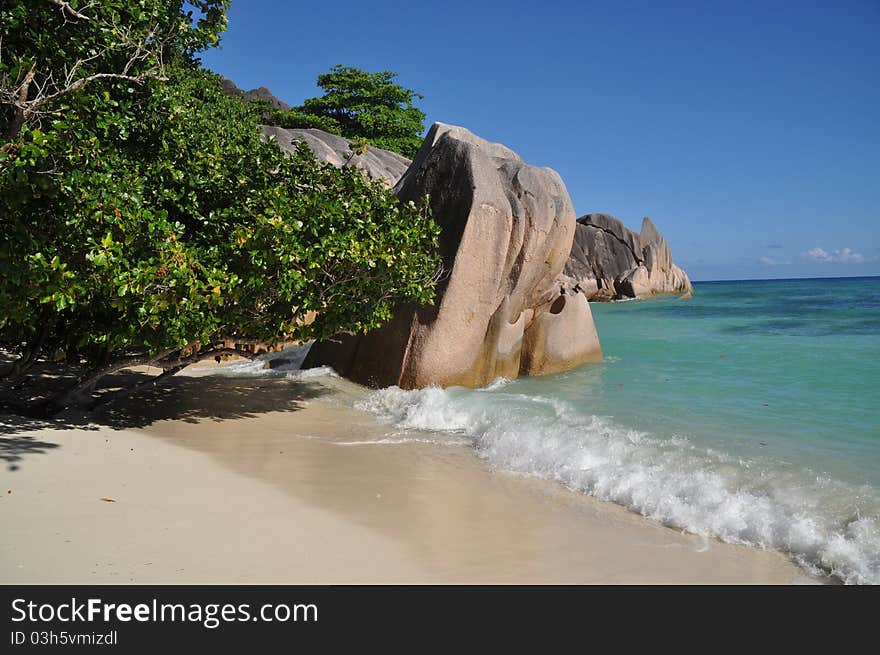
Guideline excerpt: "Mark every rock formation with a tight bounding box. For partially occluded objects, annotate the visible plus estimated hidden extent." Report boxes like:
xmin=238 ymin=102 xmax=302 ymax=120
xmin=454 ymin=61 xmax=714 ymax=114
xmin=303 ymin=123 xmax=602 ymax=388
xmin=219 ymin=76 xmax=412 ymax=186
xmin=219 ymin=76 xmax=291 ymax=111
xmin=261 ymin=125 xmax=411 ymax=186
xmin=638 ymin=217 xmax=693 ymax=296
xmin=563 ymin=213 xmax=692 ymax=300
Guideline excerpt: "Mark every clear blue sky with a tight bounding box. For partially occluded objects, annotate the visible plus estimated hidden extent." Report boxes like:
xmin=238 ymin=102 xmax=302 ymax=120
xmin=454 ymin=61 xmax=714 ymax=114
xmin=200 ymin=0 xmax=880 ymax=281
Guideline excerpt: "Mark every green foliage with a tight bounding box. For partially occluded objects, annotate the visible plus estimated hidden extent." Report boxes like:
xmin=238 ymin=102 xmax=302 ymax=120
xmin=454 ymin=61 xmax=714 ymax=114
xmin=1 ymin=67 xmax=440 ymax=370
xmin=260 ymin=105 xmax=343 ymax=135
xmin=0 ymin=0 xmax=228 ymax=77
xmin=0 ymin=5 xmax=441 ymax=395
xmin=1 ymin=0 xmax=230 ymax=142
xmin=289 ymin=65 xmax=426 ymax=158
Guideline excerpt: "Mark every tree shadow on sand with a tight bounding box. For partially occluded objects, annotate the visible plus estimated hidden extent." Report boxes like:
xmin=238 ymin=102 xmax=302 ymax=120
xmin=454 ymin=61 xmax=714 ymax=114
xmin=94 ymin=373 xmax=329 ymax=429
xmin=0 ymin=371 xmax=330 ymax=469
xmin=0 ymin=434 xmax=61 ymax=471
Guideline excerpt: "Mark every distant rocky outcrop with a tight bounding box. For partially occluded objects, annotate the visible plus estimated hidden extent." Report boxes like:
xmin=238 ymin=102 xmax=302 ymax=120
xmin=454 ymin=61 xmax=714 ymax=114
xmin=563 ymin=214 xmax=692 ymax=300
xmin=219 ymin=76 xmax=291 ymax=111
xmin=261 ymin=125 xmax=411 ymax=186
xmin=638 ymin=217 xmax=693 ymax=296
xmin=303 ymin=123 xmax=602 ymax=388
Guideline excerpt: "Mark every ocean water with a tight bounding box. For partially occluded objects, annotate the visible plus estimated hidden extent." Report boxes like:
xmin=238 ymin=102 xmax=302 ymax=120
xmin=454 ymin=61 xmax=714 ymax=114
xmin=353 ymin=277 xmax=880 ymax=584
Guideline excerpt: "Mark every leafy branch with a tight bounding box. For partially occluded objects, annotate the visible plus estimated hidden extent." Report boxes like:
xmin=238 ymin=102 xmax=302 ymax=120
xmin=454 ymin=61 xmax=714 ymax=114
xmin=0 ymin=1 xmax=202 ymax=147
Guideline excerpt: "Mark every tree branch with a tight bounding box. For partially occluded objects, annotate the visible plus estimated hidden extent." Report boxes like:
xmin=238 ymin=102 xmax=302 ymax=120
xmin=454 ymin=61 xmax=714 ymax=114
xmin=0 ymin=315 xmax=53 ymax=384
xmin=0 ymin=9 xmax=168 ymax=146
xmin=46 ymin=347 xmax=179 ymax=413
xmin=89 ymin=347 xmax=258 ymax=411
xmin=30 ymin=71 xmax=155 ymax=111
xmin=46 ymin=0 xmax=91 ymax=22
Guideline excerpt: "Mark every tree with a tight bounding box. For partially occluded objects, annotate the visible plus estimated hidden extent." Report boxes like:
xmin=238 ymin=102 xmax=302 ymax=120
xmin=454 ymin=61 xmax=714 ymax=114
xmin=291 ymin=65 xmax=426 ymax=158
xmin=0 ymin=6 xmax=441 ymax=414
xmin=260 ymin=104 xmax=343 ymax=135
xmin=1 ymin=0 xmax=229 ymax=147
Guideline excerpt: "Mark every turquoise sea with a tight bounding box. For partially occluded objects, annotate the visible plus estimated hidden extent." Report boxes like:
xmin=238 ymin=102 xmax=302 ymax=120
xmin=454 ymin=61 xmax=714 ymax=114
xmin=227 ymin=276 xmax=879 ymax=582
xmin=355 ymin=277 xmax=880 ymax=583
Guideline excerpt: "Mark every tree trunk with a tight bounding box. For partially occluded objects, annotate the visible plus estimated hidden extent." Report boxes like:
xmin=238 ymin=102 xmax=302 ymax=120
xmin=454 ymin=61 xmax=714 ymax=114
xmin=46 ymin=345 xmax=256 ymax=414
xmin=3 ymin=66 xmax=35 ymax=146
xmin=4 ymin=110 xmax=27 ymax=146
xmin=89 ymin=347 xmax=256 ymax=410
xmin=46 ymin=347 xmax=178 ymax=414
xmin=0 ymin=316 xmax=53 ymax=383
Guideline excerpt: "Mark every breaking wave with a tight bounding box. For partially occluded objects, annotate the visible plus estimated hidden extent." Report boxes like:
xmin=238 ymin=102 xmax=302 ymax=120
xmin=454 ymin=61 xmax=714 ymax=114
xmin=204 ymin=343 xmax=316 ymax=377
xmin=357 ymin=384 xmax=880 ymax=584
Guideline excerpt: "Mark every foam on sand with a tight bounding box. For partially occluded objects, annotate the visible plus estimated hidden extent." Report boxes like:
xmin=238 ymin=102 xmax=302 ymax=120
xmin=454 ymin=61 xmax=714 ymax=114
xmin=358 ymin=384 xmax=880 ymax=584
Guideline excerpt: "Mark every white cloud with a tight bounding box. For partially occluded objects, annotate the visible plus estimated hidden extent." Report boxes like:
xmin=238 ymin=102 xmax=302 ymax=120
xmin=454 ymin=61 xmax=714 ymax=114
xmin=759 ymin=256 xmax=784 ymax=266
xmin=806 ymin=247 xmax=830 ymax=261
xmin=804 ymin=247 xmax=865 ymax=263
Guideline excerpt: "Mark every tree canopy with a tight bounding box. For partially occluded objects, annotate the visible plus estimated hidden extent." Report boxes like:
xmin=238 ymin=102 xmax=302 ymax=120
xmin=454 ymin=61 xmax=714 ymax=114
xmin=1 ymin=0 xmax=229 ymax=146
xmin=278 ymin=65 xmax=427 ymax=158
xmin=0 ymin=2 xmax=441 ymax=413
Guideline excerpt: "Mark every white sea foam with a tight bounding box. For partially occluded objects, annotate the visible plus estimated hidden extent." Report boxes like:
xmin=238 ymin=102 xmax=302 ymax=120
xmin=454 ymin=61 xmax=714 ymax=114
xmin=334 ymin=436 xmax=470 ymax=447
xmin=357 ymin=384 xmax=880 ymax=584
xmin=478 ymin=377 xmax=514 ymax=391
xmin=285 ymin=365 xmax=338 ymax=380
xmin=203 ymin=342 xmax=327 ymax=377
xmin=206 ymin=357 xmax=268 ymax=376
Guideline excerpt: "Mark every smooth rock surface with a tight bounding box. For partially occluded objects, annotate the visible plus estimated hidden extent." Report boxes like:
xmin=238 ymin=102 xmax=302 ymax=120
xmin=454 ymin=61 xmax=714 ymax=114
xmin=564 ymin=213 xmax=644 ymax=299
xmin=564 ymin=213 xmax=692 ymax=299
xmin=261 ymin=125 xmax=411 ymax=186
xmin=304 ymin=123 xmax=602 ymax=388
xmin=639 ymin=217 xmax=693 ymax=295
xmin=615 ymin=265 xmax=652 ymax=298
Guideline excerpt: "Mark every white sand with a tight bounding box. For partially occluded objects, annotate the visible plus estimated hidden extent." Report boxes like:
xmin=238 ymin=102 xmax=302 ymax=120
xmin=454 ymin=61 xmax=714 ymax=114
xmin=1 ymin=374 xmax=813 ymax=584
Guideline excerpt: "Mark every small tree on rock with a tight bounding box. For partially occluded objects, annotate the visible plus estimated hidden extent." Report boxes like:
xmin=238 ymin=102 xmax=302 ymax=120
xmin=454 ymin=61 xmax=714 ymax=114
xmin=292 ymin=65 xmax=426 ymax=158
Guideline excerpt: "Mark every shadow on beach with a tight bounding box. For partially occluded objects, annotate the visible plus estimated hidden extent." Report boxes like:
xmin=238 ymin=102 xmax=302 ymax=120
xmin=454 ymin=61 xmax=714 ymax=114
xmin=0 ymin=433 xmax=61 ymax=471
xmin=94 ymin=373 xmax=328 ymax=428
xmin=0 ymin=371 xmax=328 ymax=470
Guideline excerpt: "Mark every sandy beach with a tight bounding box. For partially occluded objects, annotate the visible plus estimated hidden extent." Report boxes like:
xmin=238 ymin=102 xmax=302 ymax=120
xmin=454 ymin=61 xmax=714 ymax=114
xmin=1 ymin=370 xmax=812 ymax=584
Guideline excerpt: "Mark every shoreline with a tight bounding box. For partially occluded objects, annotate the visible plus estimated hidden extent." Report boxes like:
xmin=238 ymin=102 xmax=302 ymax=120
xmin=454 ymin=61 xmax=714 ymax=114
xmin=0 ymin=373 xmax=814 ymax=584
xmin=1 ymin=373 xmax=813 ymax=584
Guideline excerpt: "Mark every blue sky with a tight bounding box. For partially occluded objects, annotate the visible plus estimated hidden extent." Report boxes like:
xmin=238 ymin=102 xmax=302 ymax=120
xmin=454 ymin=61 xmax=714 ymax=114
xmin=200 ymin=0 xmax=880 ymax=281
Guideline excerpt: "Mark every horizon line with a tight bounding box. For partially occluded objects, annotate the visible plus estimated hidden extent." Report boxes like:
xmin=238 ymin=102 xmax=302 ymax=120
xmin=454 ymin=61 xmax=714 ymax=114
xmin=693 ymin=274 xmax=880 ymax=283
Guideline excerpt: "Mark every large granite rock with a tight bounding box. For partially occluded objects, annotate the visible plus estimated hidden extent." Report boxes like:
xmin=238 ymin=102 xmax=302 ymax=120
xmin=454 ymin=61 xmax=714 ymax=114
xmin=304 ymin=123 xmax=602 ymax=388
xmin=564 ymin=213 xmax=644 ymax=299
xmin=638 ymin=217 xmax=693 ymax=295
xmin=564 ymin=213 xmax=692 ymax=299
xmin=261 ymin=125 xmax=411 ymax=186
